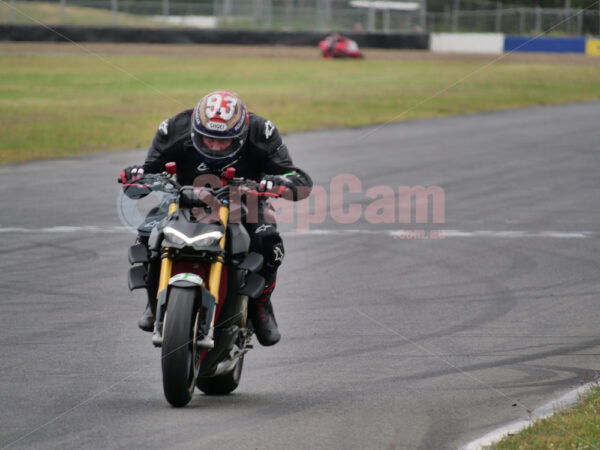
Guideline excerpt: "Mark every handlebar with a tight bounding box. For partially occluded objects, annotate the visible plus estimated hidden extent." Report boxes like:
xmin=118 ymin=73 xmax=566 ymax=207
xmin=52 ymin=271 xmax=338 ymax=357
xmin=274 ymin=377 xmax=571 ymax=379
xmin=119 ymin=172 xmax=283 ymax=200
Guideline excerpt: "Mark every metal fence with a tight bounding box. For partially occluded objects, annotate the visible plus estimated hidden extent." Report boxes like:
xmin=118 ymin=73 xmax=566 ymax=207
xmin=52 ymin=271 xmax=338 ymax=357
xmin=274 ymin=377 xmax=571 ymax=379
xmin=2 ymin=0 xmax=600 ymax=35
xmin=428 ymin=7 xmax=599 ymax=35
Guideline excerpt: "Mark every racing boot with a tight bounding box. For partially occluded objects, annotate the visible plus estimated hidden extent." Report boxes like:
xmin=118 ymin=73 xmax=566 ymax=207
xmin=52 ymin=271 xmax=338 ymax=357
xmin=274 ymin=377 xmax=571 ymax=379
xmin=249 ymin=283 xmax=281 ymax=346
xmin=138 ymin=302 xmax=154 ymax=332
xmin=138 ymin=255 xmax=160 ymax=332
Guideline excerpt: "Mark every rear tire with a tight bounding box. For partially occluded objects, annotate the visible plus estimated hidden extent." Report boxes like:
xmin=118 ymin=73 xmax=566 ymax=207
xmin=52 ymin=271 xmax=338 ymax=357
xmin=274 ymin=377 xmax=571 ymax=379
xmin=196 ymin=355 xmax=244 ymax=396
xmin=161 ymin=287 xmax=199 ymax=407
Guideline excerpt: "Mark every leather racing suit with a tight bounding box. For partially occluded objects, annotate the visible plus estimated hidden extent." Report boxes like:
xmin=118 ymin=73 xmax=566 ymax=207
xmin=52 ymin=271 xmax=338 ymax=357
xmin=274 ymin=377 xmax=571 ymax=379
xmin=135 ymin=109 xmax=312 ymax=344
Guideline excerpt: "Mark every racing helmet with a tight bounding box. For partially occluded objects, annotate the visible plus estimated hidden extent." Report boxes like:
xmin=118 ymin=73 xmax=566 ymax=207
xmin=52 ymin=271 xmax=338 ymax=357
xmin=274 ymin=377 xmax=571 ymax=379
xmin=191 ymin=90 xmax=249 ymax=168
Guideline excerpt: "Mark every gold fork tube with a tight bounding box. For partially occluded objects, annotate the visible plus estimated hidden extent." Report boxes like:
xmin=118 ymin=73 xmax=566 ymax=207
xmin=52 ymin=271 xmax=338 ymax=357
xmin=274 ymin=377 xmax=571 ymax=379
xmin=157 ymin=257 xmax=173 ymax=295
xmin=207 ymin=205 xmax=229 ymax=327
xmin=157 ymin=201 xmax=179 ymax=295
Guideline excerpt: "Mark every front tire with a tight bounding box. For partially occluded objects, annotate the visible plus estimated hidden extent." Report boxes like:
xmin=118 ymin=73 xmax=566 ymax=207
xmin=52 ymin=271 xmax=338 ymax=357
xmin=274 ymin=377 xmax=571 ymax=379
xmin=196 ymin=355 xmax=244 ymax=395
xmin=161 ymin=287 xmax=199 ymax=407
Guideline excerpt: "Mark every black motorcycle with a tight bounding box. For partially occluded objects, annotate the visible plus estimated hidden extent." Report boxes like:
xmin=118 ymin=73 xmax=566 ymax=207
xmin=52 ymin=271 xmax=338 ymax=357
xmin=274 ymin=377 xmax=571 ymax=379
xmin=121 ymin=163 xmax=279 ymax=407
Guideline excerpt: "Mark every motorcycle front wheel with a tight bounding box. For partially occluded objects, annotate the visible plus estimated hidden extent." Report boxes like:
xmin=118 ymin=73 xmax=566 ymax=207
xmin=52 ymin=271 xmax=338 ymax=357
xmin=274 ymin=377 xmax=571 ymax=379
xmin=161 ymin=286 xmax=199 ymax=407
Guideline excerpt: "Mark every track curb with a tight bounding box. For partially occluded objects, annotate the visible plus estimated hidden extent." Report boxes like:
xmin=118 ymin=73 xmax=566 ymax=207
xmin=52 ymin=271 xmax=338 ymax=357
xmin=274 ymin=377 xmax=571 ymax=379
xmin=461 ymin=382 xmax=597 ymax=449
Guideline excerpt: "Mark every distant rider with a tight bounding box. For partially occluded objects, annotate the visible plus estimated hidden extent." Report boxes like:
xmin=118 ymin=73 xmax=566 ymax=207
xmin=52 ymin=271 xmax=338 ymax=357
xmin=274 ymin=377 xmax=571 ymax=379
xmin=120 ymin=90 xmax=312 ymax=346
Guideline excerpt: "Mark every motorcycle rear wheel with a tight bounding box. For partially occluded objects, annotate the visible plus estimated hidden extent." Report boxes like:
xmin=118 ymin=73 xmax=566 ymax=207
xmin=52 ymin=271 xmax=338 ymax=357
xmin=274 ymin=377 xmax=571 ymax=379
xmin=196 ymin=355 xmax=244 ymax=395
xmin=161 ymin=287 xmax=199 ymax=407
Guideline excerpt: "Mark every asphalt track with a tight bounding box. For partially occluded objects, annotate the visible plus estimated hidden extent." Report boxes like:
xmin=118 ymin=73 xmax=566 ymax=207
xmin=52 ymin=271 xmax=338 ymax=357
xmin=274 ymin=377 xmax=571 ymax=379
xmin=1 ymin=101 xmax=599 ymax=449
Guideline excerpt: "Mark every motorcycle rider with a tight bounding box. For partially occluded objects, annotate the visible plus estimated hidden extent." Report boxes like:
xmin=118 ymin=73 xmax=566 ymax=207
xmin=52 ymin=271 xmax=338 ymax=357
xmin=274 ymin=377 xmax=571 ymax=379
xmin=120 ymin=90 xmax=312 ymax=346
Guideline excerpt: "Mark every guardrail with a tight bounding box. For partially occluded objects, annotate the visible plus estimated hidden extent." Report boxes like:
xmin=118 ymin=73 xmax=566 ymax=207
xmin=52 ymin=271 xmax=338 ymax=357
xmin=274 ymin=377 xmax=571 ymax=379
xmin=0 ymin=24 xmax=430 ymax=49
xmin=0 ymin=23 xmax=597 ymax=56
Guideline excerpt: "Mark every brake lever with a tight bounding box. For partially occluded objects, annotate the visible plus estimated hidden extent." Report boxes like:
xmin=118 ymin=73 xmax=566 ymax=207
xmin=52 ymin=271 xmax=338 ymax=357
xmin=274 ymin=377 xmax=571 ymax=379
xmin=246 ymin=190 xmax=281 ymax=198
xmin=122 ymin=183 xmax=151 ymax=189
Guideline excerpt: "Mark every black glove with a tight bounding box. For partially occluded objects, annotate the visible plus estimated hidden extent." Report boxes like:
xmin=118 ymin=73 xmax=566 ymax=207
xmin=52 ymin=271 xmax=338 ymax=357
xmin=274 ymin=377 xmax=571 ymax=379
xmin=120 ymin=165 xmax=150 ymax=199
xmin=120 ymin=165 xmax=144 ymax=184
xmin=258 ymin=175 xmax=296 ymax=197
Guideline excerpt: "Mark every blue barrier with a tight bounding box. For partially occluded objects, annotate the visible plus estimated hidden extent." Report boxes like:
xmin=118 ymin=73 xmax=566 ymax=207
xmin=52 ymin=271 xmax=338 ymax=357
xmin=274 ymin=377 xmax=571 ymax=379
xmin=504 ymin=36 xmax=586 ymax=53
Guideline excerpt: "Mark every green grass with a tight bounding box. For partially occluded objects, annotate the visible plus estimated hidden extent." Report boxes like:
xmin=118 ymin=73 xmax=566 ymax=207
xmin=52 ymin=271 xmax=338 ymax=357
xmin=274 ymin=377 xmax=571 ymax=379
xmin=487 ymin=385 xmax=600 ymax=449
xmin=0 ymin=1 xmax=163 ymax=27
xmin=1 ymin=52 xmax=600 ymax=164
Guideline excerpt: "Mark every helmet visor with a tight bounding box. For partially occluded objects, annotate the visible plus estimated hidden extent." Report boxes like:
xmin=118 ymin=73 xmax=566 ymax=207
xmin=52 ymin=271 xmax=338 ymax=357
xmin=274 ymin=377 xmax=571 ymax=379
xmin=191 ymin=131 xmax=244 ymax=160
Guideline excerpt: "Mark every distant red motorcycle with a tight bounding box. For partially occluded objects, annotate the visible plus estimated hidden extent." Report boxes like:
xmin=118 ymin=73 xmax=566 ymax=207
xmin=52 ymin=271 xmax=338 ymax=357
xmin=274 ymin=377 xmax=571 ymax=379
xmin=319 ymin=33 xmax=364 ymax=59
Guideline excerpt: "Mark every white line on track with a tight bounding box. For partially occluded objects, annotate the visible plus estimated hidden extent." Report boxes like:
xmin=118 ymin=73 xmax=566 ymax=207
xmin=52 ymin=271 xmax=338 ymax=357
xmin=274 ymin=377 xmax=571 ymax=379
xmin=0 ymin=226 xmax=131 ymax=233
xmin=284 ymin=229 xmax=594 ymax=238
xmin=443 ymin=230 xmax=593 ymax=239
xmin=0 ymin=226 xmax=594 ymax=238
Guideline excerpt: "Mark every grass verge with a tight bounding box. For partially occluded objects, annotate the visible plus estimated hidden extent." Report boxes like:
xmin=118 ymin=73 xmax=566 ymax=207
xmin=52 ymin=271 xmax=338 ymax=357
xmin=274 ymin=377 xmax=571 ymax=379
xmin=486 ymin=385 xmax=600 ymax=449
xmin=0 ymin=1 xmax=162 ymax=27
xmin=1 ymin=48 xmax=600 ymax=164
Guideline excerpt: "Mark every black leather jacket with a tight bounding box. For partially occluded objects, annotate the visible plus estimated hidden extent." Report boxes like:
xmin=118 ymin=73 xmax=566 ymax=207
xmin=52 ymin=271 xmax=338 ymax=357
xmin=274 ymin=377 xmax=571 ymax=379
xmin=142 ymin=110 xmax=312 ymax=200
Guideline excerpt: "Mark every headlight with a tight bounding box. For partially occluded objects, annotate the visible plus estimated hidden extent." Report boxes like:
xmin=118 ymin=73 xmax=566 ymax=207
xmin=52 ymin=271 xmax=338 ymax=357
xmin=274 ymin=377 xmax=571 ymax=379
xmin=163 ymin=227 xmax=186 ymax=246
xmin=191 ymin=236 xmax=222 ymax=250
xmin=163 ymin=226 xmax=223 ymax=249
